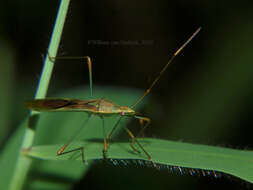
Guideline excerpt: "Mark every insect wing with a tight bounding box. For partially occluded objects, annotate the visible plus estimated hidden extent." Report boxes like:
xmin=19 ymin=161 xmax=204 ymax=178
xmin=24 ymin=98 xmax=99 ymax=112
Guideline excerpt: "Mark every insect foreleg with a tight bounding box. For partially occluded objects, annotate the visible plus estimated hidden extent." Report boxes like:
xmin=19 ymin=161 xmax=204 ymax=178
xmin=125 ymin=128 xmax=156 ymax=167
xmin=134 ymin=115 xmax=151 ymax=138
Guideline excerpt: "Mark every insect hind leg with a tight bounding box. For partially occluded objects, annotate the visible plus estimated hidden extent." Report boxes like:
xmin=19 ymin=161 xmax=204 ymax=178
xmin=56 ymin=115 xmax=92 ymax=163
xmin=57 ymin=144 xmax=85 ymax=163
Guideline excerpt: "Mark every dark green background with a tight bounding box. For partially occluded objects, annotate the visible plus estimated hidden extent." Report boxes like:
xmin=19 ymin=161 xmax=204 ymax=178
xmin=1 ymin=0 xmax=253 ymax=189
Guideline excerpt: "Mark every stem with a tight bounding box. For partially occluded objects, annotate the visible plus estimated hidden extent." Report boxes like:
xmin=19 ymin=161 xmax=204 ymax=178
xmin=8 ymin=0 xmax=71 ymax=189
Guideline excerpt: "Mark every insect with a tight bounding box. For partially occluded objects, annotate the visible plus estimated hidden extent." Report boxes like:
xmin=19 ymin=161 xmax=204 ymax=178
xmin=25 ymin=27 xmax=201 ymax=167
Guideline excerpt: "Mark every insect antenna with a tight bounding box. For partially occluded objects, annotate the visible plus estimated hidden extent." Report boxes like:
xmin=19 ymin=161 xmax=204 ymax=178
xmin=131 ymin=27 xmax=201 ymax=108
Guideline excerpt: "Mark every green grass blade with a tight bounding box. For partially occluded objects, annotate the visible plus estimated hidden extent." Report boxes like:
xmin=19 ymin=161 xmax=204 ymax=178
xmin=0 ymin=120 xmax=26 ymax=189
xmin=25 ymin=138 xmax=253 ymax=183
xmin=8 ymin=1 xmax=71 ymax=189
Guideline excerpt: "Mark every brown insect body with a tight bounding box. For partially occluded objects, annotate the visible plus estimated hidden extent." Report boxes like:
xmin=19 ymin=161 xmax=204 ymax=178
xmin=24 ymin=98 xmax=135 ymax=116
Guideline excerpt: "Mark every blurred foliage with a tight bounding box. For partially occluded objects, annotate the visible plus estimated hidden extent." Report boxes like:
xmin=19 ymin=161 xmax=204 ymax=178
xmin=0 ymin=39 xmax=15 ymax=143
xmin=1 ymin=0 xmax=253 ymax=189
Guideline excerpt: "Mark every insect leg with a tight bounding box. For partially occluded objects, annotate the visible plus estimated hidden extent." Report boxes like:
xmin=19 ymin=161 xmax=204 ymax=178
xmin=138 ymin=119 xmax=144 ymax=137
xmin=134 ymin=115 xmax=151 ymax=138
xmin=57 ymin=146 xmax=85 ymax=162
xmin=106 ymin=116 xmax=122 ymax=140
xmin=103 ymin=116 xmax=122 ymax=157
xmin=125 ymin=128 xmax=156 ymax=167
xmin=57 ymin=114 xmax=91 ymax=163
xmin=48 ymin=55 xmax=93 ymax=97
xmin=101 ymin=117 xmax=108 ymax=158
xmin=86 ymin=56 xmax=93 ymax=97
